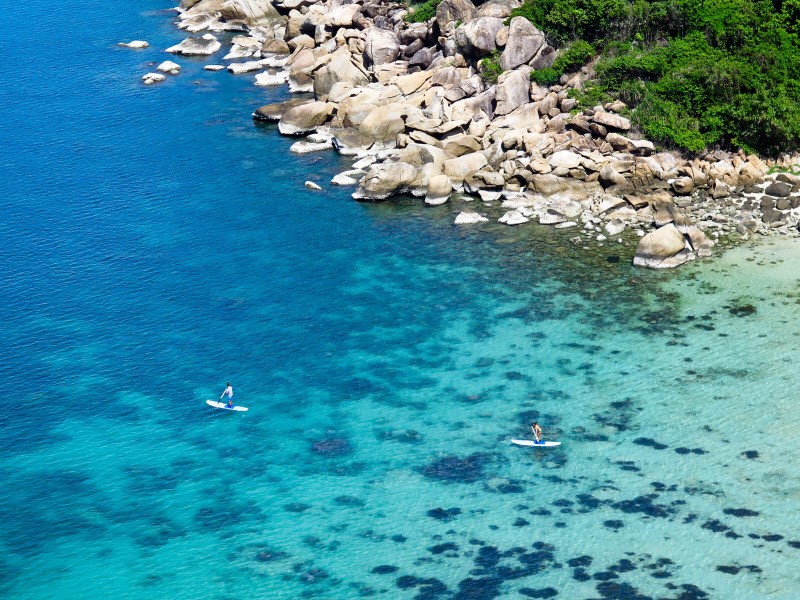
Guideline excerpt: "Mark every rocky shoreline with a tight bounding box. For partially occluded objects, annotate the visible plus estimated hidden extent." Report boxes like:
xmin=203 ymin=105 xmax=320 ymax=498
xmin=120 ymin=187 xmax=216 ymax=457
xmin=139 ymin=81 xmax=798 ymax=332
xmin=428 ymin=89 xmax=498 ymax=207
xmin=136 ymin=0 xmax=800 ymax=268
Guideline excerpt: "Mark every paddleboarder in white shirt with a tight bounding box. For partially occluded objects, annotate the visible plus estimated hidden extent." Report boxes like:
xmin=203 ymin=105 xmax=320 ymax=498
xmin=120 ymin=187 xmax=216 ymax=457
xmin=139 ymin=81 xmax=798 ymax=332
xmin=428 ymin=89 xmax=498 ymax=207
xmin=220 ymin=383 xmax=234 ymax=408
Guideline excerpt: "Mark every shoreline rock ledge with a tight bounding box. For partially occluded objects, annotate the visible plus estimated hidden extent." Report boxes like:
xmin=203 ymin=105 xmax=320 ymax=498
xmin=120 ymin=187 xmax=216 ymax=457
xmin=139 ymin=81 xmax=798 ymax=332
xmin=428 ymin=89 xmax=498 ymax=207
xmin=170 ymin=0 xmax=800 ymax=268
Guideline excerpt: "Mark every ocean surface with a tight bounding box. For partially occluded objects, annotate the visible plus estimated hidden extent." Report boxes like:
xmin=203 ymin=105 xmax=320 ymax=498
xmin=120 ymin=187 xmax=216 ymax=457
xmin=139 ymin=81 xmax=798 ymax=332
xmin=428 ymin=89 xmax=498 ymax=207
xmin=2 ymin=2 xmax=800 ymax=599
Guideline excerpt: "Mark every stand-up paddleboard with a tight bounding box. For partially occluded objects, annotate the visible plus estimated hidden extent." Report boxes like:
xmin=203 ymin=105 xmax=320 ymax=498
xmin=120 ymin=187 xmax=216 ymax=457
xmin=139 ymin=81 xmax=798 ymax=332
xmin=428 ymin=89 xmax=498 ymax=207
xmin=206 ymin=400 xmax=248 ymax=412
xmin=512 ymin=439 xmax=560 ymax=447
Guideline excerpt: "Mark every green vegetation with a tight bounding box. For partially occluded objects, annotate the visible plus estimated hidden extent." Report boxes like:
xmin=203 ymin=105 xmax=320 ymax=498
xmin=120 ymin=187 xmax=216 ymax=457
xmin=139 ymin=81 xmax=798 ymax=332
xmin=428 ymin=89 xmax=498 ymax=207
xmin=511 ymin=0 xmax=800 ymax=156
xmin=531 ymin=40 xmax=595 ymax=85
xmin=480 ymin=51 xmax=504 ymax=84
xmin=404 ymin=0 xmax=442 ymax=23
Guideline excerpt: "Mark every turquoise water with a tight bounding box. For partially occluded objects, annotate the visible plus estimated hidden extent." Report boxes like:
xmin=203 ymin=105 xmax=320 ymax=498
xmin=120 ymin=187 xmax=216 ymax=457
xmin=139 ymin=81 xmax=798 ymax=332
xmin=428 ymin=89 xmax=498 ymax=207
xmin=3 ymin=2 xmax=800 ymax=599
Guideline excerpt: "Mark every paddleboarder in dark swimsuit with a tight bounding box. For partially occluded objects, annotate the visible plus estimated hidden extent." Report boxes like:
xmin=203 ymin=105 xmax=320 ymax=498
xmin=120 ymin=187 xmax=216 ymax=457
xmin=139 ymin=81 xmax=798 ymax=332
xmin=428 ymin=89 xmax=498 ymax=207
xmin=531 ymin=422 xmax=542 ymax=443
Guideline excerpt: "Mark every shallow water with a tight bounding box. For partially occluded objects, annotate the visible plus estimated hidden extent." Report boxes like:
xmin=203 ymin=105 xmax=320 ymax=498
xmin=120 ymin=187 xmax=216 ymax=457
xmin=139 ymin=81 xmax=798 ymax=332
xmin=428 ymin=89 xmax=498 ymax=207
xmin=2 ymin=1 xmax=800 ymax=599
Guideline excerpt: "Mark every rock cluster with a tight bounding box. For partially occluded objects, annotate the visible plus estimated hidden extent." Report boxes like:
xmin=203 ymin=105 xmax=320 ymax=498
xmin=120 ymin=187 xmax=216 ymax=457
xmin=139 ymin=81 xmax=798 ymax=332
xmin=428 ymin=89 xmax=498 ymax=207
xmin=168 ymin=0 xmax=800 ymax=268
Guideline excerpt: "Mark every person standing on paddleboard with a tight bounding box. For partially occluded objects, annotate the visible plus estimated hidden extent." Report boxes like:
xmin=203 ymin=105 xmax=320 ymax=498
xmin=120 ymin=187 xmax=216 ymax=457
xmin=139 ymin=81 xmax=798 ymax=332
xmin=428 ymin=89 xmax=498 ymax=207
xmin=220 ymin=383 xmax=234 ymax=408
xmin=531 ymin=422 xmax=542 ymax=443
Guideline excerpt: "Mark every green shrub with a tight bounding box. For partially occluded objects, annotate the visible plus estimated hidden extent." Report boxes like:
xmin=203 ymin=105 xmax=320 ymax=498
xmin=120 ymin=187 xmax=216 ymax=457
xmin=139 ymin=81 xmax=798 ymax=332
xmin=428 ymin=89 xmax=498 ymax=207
xmin=480 ymin=51 xmax=504 ymax=84
xmin=513 ymin=0 xmax=800 ymax=155
xmin=531 ymin=41 xmax=595 ymax=85
xmin=531 ymin=67 xmax=561 ymax=85
xmin=404 ymin=0 xmax=441 ymax=23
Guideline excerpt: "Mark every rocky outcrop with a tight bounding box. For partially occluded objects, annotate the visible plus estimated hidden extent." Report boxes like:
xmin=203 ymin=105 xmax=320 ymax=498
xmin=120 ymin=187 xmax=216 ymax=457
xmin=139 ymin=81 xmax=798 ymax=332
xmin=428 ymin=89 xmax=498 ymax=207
xmin=163 ymin=0 xmax=798 ymax=270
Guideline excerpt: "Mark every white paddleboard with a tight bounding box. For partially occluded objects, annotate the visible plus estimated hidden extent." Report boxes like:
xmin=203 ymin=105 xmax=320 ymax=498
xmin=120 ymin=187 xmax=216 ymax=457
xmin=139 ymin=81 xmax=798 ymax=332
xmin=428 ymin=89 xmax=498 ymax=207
xmin=511 ymin=439 xmax=561 ymax=447
xmin=206 ymin=400 xmax=248 ymax=412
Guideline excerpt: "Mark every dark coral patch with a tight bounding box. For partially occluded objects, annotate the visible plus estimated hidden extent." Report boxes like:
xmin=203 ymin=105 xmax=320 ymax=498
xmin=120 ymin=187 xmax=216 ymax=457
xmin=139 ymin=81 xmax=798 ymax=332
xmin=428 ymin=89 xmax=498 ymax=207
xmin=611 ymin=494 xmax=673 ymax=518
xmin=519 ymin=587 xmax=558 ymax=598
xmin=633 ymin=437 xmax=668 ymax=450
xmin=427 ymin=507 xmax=462 ymax=521
xmin=741 ymin=450 xmax=759 ymax=459
xmin=603 ymin=519 xmax=624 ymax=530
xmin=311 ymin=438 xmax=352 ymax=457
xmin=567 ymin=555 xmax=593 ymax=568
xmin=422 ymin=453 xmax=491 ymax=483
xmin=372 ymin=565 xmax=399 ymax=574
xmin=728 ymin=304 xmax=757 ymax=317
xmin=428 ymin=542 xmax=458 ymax=555
xmin=723 ymin=508 xmax=760 ymax=517
xmin=255 ymin=549 xmax=289 ymax=562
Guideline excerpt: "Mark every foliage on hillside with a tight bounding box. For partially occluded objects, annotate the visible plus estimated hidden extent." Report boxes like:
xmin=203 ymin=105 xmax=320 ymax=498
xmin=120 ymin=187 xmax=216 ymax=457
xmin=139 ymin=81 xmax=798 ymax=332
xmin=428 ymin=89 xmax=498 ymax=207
xmin=404 ymin=0 xmax=442 ymax=22
xmin=511 ymin=0 xmax=800 ymax=156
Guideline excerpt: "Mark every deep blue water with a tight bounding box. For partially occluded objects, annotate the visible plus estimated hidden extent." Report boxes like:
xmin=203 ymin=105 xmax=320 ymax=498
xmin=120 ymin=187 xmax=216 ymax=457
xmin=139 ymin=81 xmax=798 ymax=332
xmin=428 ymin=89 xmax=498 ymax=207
xmin=3 ymin=1 xmax=800 ymax=598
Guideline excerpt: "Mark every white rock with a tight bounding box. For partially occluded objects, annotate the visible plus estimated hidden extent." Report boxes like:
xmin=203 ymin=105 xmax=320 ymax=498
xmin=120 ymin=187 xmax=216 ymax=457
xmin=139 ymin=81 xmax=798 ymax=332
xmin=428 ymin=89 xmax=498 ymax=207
xmin=596 ymin=234 xmax=607 ymax=241
xmin=499 ymin=209 xmax=530 ymax=225
xmin=352 ymin=156 xmax=377 ymax=170
xmin=291 ymin=141 xmax=333 ymax=154
xmin=605 ymin=219 xmax=626 ymax=236
xmin=259 ymin=55 xmax=289 ymax=68
xmin=254 ymin=70 xmax=289 ymax=86
xmin=227 ymin=61 xmax=264 ymax=74
xmin=455 ymin=211 xmax=489 ymax=224
xmin=554 ymin=221 xmax=577 ymax=229
xmin=204 ymin=64 xmax=225 ymax=71
xmin=478 ymin=190 xmax=503 ymax=202
xmin=166 ymin=34 xmax=221 ymax=56
xmin=156 ymin=60 xmax=181 ymax=75
xmin=539 ymin=209 xmax=567 ymax=225
xmin=119 ymin=40 xmax=149 ymax=49
xmin=305 ymin=181 xmax=322 ymax=190
xmin=141 ymin=72 xmax=166 ymax=85
xmin=331 ymin=172 xmax=362 ymax=186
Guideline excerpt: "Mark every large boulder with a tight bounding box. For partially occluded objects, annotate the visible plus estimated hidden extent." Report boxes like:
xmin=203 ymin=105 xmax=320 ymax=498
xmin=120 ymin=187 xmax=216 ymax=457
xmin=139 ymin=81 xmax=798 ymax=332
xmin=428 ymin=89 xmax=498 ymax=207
xmin=278 ymin=101 xmax=332 ymax=135
xmin=363 ymin=28 xmax=400 ymax=66
xmin=592 ymin=111 xmax=631 ymax=131
xmin=436 ymin=0 xmax=477 ymax=27
xmin=456 ymin=17 xmax=504 ymax=57
xmin=325 ymin=4 xmax=360 ymax=27
xmin=494 ymin=67 xmax=531 ymax=115
xmin=252 ymin=98 xmax=308 ymax=121
xmin=183 ymin=0 xmax=280 ymax=24
xmin=476 ymin=0 xmax=521 ymax=18
xmin=353 ymin=162 xmax=418 ymax=200
xmin=765 ymin=180 xmax=793 ymax=197
xmin=425 ymin=174 xmax=453 ymax=205
xmin=547 ymin=150 xmax=582 ymax=170
xmin=633 ymin=224 xmax=693 ymax=269
xmin=166 ymin=34 xmax=221 ymax=56
xmin=500 ymin=17 xmax=545 ymax=71
xmin=313 ymin=51 xmax=369 ymax=97
xmin=359 ymin=103 xmax=410 ymax=143
xmin=443 ymin=152 xmax=488 ymax=184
